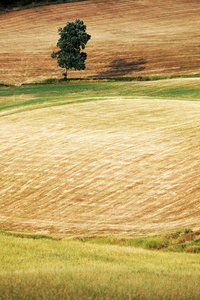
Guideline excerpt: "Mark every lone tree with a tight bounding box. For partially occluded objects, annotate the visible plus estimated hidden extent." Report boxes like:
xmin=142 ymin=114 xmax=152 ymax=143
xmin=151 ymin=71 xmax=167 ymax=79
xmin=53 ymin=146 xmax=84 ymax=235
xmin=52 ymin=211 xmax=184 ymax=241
xmin=51 ymin=19 xmax=91 ymax=80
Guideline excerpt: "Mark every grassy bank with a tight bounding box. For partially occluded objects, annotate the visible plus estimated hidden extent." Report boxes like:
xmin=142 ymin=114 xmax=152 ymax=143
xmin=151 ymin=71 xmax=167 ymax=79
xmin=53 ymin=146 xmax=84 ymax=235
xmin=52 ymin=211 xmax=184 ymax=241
xmin=1 ymin=231 xmax=200 ymax=299
xmin=78 ymin=228 xmax=200 ymax=253
xmin=0 ymin=78 xmax=200 ymax=116
xmin=2 ymin=227 xmax=200 ymax=252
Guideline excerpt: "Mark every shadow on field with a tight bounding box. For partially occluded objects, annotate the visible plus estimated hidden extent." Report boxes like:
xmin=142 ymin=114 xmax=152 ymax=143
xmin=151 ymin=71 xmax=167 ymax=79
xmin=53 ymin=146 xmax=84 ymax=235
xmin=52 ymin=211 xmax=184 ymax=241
xmin=92 ymin=58 xmax=147 ymax=78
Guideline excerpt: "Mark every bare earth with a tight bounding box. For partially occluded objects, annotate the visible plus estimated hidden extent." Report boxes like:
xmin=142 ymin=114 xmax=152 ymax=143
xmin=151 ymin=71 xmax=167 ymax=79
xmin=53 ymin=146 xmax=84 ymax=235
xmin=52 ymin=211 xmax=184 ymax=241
xmin=0 ymin=91 xmax=199 ymax=235
xmin=0 ymin=0 xmax=200 ymax=84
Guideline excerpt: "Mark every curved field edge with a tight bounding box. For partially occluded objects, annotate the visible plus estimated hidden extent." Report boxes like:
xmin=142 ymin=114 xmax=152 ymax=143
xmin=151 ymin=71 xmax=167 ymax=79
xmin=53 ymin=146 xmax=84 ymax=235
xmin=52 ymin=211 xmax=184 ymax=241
xmin=1 ymin=227 xmax=200 ymax=253
xmin=0 ymin=78 xmax=200 ymax=116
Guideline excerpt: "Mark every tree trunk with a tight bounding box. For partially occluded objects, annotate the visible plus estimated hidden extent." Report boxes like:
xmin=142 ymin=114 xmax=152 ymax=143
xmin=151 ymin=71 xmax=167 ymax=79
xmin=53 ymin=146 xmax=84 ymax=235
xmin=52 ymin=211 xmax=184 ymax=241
xmin=64 ymin=64 xmax=67 ymax=80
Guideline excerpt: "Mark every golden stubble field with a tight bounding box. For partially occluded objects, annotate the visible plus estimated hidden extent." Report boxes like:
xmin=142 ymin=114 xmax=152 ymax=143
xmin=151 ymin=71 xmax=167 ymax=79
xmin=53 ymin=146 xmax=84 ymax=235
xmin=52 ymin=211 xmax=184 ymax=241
xmin=0 ymin=86 xmax=199 ymax=235
xmin=0 ymin=0 xmax=200 ymax=236
xmin=0 ymin=0 xmax=200 ymax=84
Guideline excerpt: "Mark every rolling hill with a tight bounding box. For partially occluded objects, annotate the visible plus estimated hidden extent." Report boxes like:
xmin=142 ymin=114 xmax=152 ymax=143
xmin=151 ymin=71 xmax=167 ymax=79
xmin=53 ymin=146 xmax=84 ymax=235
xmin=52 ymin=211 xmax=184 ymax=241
xmin=0 ymin=0 xmax=200 ymax=236
xmin=0 ymin=79 xmax=200 ymax=235
xmin=0 ymin=0 xmax=200 ymax=85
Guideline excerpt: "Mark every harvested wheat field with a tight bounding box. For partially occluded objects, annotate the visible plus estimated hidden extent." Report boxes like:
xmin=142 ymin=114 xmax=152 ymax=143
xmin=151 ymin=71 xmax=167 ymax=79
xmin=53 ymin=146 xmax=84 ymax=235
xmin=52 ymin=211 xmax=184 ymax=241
xmin=0 ymin=0 xmax=200 ymax=236
xmin=0 ymin=0 xmax=200 ymax=85
xmin=0 ymin=79 xmax=199 ymax=235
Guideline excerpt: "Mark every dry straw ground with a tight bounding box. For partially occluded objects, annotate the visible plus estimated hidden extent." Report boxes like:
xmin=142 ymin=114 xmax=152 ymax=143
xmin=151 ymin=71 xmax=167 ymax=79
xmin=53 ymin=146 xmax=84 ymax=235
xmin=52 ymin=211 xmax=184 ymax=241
xmin=0 ymin=0 xmax=200 ymax=84
xmin=0 ymin=0 xmax=200 ymax=236
xmin=0 ymin=80 xmax=200 ymax=235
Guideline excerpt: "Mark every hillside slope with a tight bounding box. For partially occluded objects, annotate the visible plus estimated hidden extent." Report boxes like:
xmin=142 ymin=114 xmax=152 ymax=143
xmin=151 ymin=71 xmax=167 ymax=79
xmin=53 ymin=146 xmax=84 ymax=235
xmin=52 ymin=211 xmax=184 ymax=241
xmin=0 ymin=0 xmax=200 ymax=84
xmin=0 ymin=80 xmax=200 ymax=235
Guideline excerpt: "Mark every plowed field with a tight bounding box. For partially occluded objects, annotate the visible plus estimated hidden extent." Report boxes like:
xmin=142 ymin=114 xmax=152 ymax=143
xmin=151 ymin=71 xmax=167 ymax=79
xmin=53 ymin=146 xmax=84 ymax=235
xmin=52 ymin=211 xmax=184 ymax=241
xmin=0 ymin=0 xmax=200 ymax=84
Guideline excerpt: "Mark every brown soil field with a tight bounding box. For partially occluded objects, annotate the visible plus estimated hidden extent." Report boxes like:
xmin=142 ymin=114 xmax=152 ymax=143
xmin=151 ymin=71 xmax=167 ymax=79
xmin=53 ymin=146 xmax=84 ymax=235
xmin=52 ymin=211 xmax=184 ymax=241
xmin=0 ymin=0 xmax=200 ymax=84
xmin=0 ymin=88 xmax=200 ymax=236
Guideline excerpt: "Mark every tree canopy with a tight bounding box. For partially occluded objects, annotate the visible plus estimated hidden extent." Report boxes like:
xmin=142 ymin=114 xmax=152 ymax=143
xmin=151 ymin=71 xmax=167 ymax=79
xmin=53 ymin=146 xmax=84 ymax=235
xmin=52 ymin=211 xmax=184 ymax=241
xmin=51 ymin=19 xmax=91 ymax=80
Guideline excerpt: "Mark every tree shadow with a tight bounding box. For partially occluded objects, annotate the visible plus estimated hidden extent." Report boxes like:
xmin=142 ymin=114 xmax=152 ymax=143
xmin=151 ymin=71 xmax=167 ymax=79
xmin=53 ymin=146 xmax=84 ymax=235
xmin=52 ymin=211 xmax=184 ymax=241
xmin=91 ymin=58 xmax=147 ymax=78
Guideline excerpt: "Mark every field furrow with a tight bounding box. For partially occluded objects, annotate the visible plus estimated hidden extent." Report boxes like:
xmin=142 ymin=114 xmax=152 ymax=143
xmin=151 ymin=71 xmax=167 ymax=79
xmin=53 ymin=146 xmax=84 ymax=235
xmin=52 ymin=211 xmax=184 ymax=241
xmin=0 ymin=0 xmax=200 ymax=84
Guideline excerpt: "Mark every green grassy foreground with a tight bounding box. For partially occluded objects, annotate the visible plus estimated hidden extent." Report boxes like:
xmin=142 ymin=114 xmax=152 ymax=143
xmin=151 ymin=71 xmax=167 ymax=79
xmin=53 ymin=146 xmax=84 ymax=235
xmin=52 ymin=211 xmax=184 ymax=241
xmin=1 ymin=231 xmax=200 ymax=299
